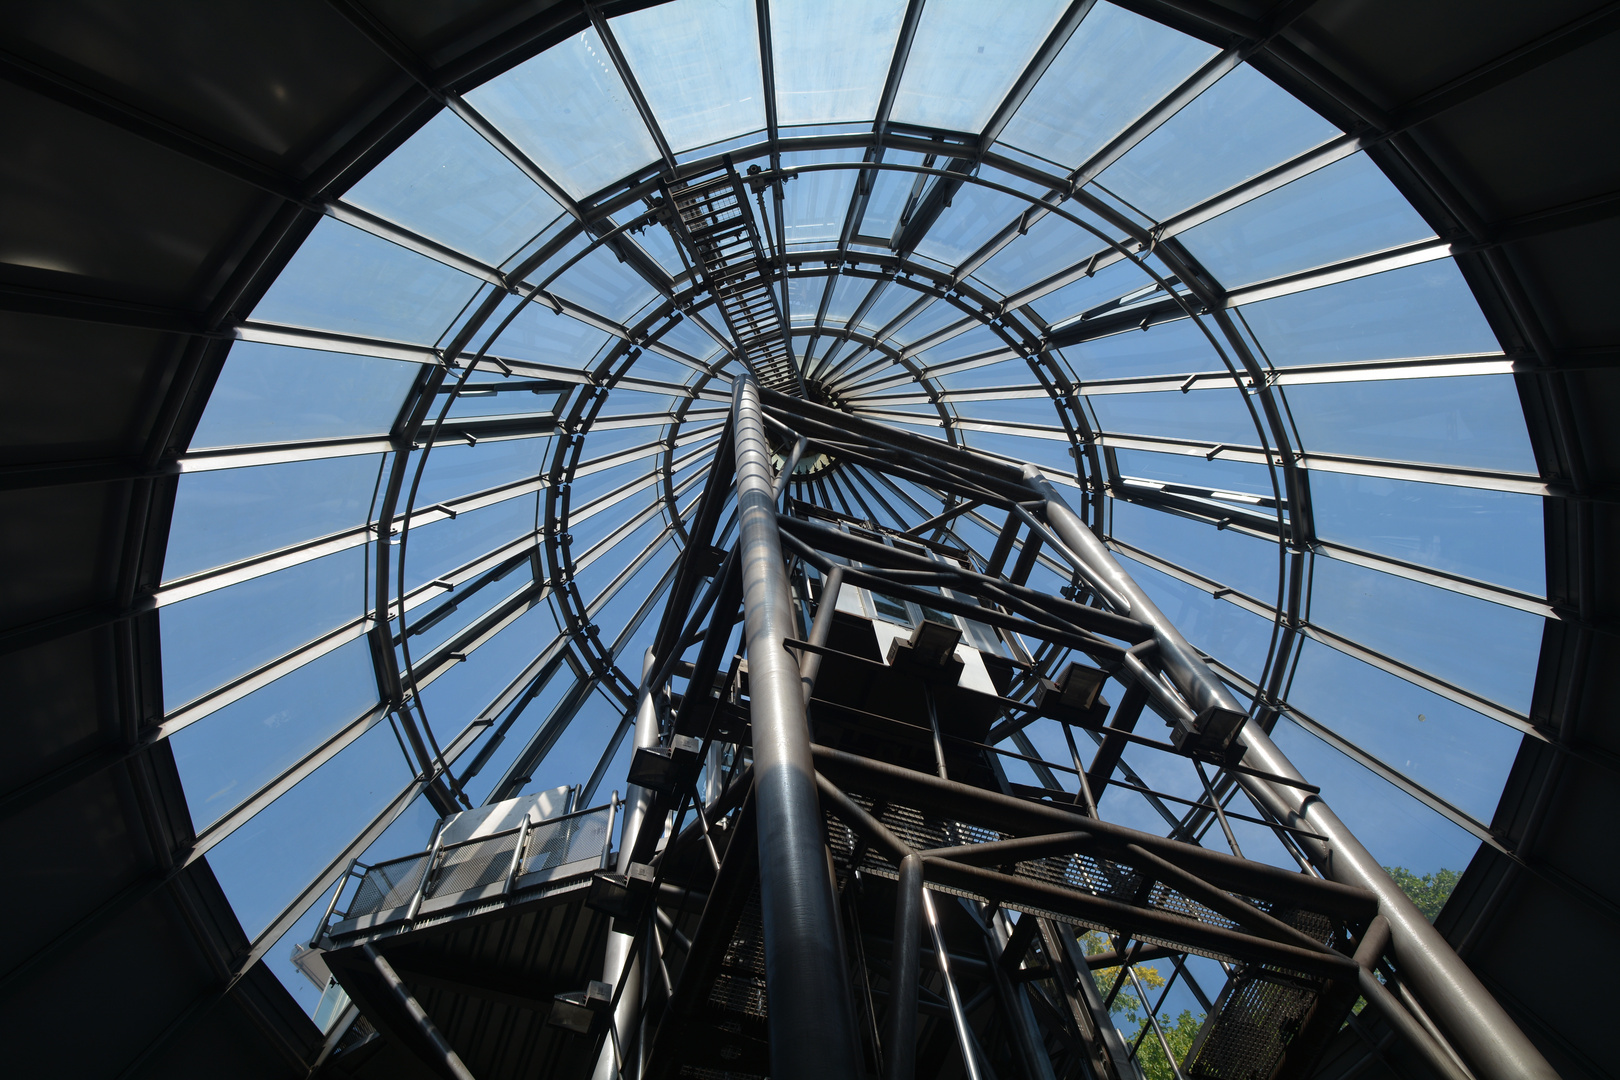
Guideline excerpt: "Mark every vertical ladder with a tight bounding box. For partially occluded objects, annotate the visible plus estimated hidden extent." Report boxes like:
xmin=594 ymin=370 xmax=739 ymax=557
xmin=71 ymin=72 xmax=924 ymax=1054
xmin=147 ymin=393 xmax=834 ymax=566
xmin=662 ymin=163 xmax=804 ymax=397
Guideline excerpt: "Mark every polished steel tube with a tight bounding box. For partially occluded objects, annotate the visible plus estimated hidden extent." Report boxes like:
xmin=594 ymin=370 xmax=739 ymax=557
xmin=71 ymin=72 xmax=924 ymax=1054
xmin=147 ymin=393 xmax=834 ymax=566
xmin=1024 ymin=467 xmax=1557 ymax=1080
xmin=923 ymin=888 xmax=983 ymax=1080
xmin=734 ymin=374 xmax=862 ymax=1080
xmin=365 ymin=943 xmax=477 ymax=1080
xmin=592 ymin=648 xmax=661 ymax=1080
xmin=799 ymin=565 xmax=845 ymax=705
xmin=885 ymin=854 xmax=923 ymax=1080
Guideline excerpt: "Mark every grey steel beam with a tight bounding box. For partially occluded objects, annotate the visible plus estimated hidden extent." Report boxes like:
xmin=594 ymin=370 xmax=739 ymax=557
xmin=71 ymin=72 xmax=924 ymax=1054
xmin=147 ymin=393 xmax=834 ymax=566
xmin=732 ymin=373 xmax=862 ymax=1079
xmin=1025 ymin=471 xmax=1558 ymax=1080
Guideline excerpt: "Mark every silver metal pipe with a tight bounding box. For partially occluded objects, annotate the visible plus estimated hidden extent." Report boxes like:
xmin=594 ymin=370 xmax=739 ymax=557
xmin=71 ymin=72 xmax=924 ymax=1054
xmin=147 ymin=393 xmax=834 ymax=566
xmin=592 ymin=649 xmax=661 ymax=1080
xmin=923 ymin=889 xmax=983 ymax=1080
xmin=364 ymin=943 xmax=477 ymax=1080
xmin=1126 ymin=963 xmax=1188 ymax=1080
xmin=799 ymin=565 xmax=845 ymax=705
xmin=1023 ymin=468 xmax=1557 ymax=1080
xmin=886 ymin=853 xmax=924 ymax=1080
xmin=979 ymin=904 xmax=1056 ymax=1080
xmin=734 ymin=374 xmax=863 ymax=1080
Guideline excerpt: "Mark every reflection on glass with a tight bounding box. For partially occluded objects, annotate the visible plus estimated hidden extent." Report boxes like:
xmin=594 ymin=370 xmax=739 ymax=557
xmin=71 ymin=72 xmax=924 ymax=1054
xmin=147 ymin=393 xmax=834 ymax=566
xmin=611 ymin=0 xmax=765 ymax=154
xmin=770 ymin=0 xmax=906 ymax=125
xmin=466 ymin=28 xmax=660 ymax=200
xmin=343 ymin=110 xmax=563 ymax=268
xmin=999 ymin=2 xmax=1217 ymax=168
xmin=780 ymin=148 xmax=863 ymax=247
xmin=891 ymin=0 xmax=1068 ymax=133
xmin=1099 ymin=63 xmax=1339 ymax=221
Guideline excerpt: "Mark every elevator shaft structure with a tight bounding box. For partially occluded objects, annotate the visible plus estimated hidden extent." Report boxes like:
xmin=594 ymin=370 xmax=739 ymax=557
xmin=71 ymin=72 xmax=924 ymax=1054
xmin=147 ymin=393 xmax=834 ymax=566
xmin=575 ymin=376 xmax=1545 ymax=1080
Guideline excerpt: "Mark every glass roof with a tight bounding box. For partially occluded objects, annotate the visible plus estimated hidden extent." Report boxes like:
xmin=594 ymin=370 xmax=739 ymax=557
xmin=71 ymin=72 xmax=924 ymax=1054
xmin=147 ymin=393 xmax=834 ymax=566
xmin=166 ymin=0 xmax=1546 ymax=1016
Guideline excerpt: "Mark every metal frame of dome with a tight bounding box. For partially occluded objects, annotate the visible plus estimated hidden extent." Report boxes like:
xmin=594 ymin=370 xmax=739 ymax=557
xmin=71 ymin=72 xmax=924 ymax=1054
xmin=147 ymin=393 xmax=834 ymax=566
xmin=0 ymin=2 xmax=1615 ymax=1078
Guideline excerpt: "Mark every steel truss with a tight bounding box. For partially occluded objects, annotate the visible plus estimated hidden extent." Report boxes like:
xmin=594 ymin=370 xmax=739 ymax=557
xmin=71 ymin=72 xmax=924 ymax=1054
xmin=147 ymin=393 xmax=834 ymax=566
xmin=545 ymin=377 xmax=1553 ymax=1080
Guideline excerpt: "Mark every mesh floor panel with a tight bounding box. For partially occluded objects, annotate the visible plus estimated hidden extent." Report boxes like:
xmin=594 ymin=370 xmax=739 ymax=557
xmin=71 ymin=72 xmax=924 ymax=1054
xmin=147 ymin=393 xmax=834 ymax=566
xmin=347 ymin=855 xmax=429 ymax=917
xmin=825 ymin=794 xmax=1339 ymax=968
xmin=1187 ymin=970 xmax=1320 ymax=1079
xmin=434 ymin=833 xmax=518 ymax=896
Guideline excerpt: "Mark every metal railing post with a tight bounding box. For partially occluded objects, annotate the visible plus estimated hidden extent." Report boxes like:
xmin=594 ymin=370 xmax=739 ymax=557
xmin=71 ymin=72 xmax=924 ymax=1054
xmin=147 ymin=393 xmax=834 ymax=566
xmin=734 ymin=374 xmax=863 ymax=1080
xmin=504 ymin=812 xmax=533 ymax=895
xmin=1023 ymin=467 xmax=1558 ymax=1080
xmin=406 ymin=829 xmax=448 ymax=924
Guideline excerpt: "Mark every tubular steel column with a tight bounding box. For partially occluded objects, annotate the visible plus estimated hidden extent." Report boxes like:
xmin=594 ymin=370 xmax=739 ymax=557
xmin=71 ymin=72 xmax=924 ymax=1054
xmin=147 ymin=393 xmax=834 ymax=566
xmin=592 ymin=649 xmax=661 ymax=1080
xmin=1023 ymin=467 xmax=1558 ymax=1080
xmin=885 ymin=854 xmax=923 ymax=1080
xmin=364 ymin=944 xmax=477 ymax=1080
xmin=733 ymin=374 xmax=863 ymax=1079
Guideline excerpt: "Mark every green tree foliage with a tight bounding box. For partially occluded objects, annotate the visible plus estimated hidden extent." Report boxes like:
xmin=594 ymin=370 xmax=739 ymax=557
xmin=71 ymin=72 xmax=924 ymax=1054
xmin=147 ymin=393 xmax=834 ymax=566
xmin=1384 ymin=866 xmax=1460 ymax=921
xmin=1079 ymin=932 xmax=1205 ymax=1080
xmin=1134 ymin=1009 xmax=1202 ymax=1080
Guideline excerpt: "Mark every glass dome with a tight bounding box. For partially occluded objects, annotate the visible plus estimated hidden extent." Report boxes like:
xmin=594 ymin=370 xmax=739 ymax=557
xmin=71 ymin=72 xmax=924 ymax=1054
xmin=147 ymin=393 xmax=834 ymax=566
xmin=156 ymin=0 xmax=1546 ymax=1012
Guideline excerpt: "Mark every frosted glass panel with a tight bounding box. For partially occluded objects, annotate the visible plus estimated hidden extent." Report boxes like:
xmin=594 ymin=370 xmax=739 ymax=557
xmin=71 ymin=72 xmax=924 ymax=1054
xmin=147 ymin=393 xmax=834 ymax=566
xmin=191 ymin=342 xmax=418 ymax=449
xmin=780 ymin=148 xmax=862 ymax=247
xmin=612 ymin=0 xmax=765 ymax=153
xmin=999 ymin=2 xmax=1218 ymax=169
xmin=549 ymin=244 xmax=659 ymax=324
xmin=770 ymin=0 xmax=906 ymax=125
xmin=467 ymin=29 xmax=661 ymax=200
xmin=490 ymin=299 xmax=614 ymax=369
xmin=343 ymin=110 xmax=562 ymax=267
xmin=251 ymin=218 xmax=481 ymax=345
xmin=891 ymin=0 xmax=1068 ymax=133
